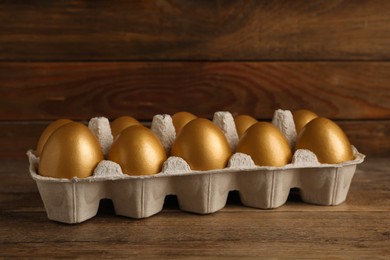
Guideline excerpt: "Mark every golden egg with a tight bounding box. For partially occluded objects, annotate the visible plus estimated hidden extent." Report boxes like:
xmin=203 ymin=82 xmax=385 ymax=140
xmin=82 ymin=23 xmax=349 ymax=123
xmin=39 ymin=122 xmax=104 ymax=178
xmin=36 ymin=119 xmax=73 ymax=156
xmin=172 ymin=112 xmax=197 ymax=134
xmin=171 ymin=118 xmax=232 ymax=171
xmin=108 ymin=125 xmax=167 ymax=175
xmin=110 ymin=116 xmax=141 ymax=138
xmin=295 ymin=117 xmax=354 ymax=164
xmin=236 ymin=122 xmax=292 ymax=166
xmin=234 ymin=115 xmax=258 ymax=138
xmin=292 ymin=109 xmax=318 ymax=134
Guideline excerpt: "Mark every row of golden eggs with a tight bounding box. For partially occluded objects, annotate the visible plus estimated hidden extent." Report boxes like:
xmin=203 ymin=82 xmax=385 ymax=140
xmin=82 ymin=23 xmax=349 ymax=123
xmin=109 ymin=112 xmax=232 ymax=172
xmin=37 ymin=116 xmax=167 ymax=178
xmin=235 ymin=110 xmax=354 ymax=165
xmin=36 ymin=110 xmax=354 ymax=179
xmin=36 ymin=113 xmax=229 ymax=178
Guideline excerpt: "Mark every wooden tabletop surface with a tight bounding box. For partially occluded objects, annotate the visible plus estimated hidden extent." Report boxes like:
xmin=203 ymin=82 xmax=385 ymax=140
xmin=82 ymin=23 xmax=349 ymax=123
xmin=0 ymin=156 xmax=388 ymax=259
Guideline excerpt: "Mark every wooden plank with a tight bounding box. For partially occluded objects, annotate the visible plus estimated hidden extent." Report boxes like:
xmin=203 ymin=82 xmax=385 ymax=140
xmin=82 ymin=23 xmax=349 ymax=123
xmin=1 ymin=62 xmax=389 ymax=121
xmin=0 ymin=122 xmax=47 ymax=159
xmin=339 ymin=120 xmax=390 ymax=157
xmin=0 ymin=212 xmax=389 ymax=258
xmin=0 ymin=1 xmax=389 ymax=61
xmin=0 ymin=120 xmax=388 ymax=159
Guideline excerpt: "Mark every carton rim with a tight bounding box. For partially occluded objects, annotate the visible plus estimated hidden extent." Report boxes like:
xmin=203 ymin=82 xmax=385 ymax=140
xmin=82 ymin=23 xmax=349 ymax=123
xmin=28 ymin=149 xmax=365 ymax=183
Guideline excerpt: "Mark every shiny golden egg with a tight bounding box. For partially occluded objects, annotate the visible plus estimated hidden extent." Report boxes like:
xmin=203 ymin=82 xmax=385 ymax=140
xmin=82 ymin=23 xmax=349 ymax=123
xmin=110 ymin=116 xmax=141 ymax=138
xmin=36 ymin=119 xmax=73 ymax=156
xmin=39 ymin=122 xmax=104 ymax=178
xmin=172 ymin=112 xmax=197 ymax=134
xmin=236 ymin=122 xmax=292 ymax=166
xmin=108 ymin=125 xmax=167 ymax=175
xmin=171 ymin=118 xmax=232 ymax=171
xmin=234 ymin=115 xmax=258 ymax=138
xmin=292 ymin=109 xmax=318 ymax=134
xmin=296 ymin=117 xmax=354 ymax=164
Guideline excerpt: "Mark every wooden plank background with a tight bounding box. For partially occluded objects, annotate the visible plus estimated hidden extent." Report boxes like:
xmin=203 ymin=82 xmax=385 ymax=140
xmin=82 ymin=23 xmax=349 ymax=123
xmin=1 ymin=0 xmax=390 ymax=61
xmin=0 ymin=0 xmax=389 ymax=159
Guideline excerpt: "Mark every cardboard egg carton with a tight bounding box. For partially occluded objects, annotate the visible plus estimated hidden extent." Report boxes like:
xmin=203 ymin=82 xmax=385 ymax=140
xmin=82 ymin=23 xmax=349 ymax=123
xmin=28 ymin=110 xmax=365 ymax=224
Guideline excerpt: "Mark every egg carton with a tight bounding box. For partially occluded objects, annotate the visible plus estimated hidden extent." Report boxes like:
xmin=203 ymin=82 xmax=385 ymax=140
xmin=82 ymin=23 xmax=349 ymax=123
xmin=28 ymin=110 xmax=365 ymax=224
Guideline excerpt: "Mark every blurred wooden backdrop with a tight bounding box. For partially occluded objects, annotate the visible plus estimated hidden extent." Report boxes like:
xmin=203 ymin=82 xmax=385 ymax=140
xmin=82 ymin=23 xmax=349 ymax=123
xmin=0 ymin=0 xmax=389 ymax=159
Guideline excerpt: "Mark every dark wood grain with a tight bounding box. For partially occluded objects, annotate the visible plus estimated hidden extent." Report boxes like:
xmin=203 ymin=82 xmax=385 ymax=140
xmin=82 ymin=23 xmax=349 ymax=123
xmin=1 ymin=61 xmax=389 ymax=121
xmin=0 ymin=158 xmax=389 ymax=258
xmin=0 ymin=212 xmax=389 ymax=258
xmin=0 ymin=0 xmax=389 ymax=61
xmin=0 ymin=120 xmax=388 ymax=159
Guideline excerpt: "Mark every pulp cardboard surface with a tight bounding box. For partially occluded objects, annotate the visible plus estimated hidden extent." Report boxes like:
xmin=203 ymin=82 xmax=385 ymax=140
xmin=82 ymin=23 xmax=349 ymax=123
xmin=28 ymin=111 xmax=365 ymax=223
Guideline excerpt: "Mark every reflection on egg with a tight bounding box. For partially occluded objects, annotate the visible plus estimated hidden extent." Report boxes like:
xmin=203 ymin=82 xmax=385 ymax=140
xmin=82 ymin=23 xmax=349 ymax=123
xmin=108 ymin=125 xmax=167 ymax=175
xmin=36 ymin=119 xmax=73 ymax=156
xmin=292 ymin=109 xmax=318 ymax=134
xmin=296 ymin=117 xmax=354 ymax=164
xmin=171 ymin=118 xmax=232 ymax=171
xmin=110 ymin=116 xmax=141 ymax=138
xmin=234 ymin=115 xmax=257 ymax=138
xmin=236 ymin=122 xmax=292 ymax=166
xmin=39 ymin=122 xmax=104 ymax=178
xmin=172 ymin=112 xmax=197 ymax=134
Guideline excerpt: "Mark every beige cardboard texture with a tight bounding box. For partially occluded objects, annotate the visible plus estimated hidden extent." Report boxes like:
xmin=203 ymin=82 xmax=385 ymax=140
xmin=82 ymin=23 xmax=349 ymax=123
xmin=28 ymin=111 xmax=365 ymax=224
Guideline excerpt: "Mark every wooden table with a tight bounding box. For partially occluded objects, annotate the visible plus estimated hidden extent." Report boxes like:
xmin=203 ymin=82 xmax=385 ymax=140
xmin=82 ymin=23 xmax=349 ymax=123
xmin=1 ymin=157 xmax=388 ymax=258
